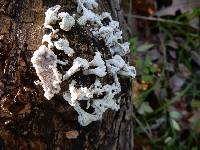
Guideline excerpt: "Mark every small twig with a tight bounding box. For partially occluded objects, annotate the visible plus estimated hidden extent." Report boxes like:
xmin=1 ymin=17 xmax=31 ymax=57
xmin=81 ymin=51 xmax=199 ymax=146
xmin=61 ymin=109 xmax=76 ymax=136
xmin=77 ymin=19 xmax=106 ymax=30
xmin=124 ymin=14 xmax=200 ymax=30
xmin=125 ymin=14 xmax=182 ymax=24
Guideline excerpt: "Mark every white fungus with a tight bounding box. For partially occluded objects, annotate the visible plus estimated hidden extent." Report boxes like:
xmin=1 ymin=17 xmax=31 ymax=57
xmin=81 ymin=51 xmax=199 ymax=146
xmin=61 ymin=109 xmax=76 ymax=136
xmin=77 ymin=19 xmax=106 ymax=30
xmin=77 ymin=0 xmax=98 ymax=12
xmin=31 ymin=45 xmax=62 ymax=100
xmin=81 ymin=0 xmax=98 ymax=10
xmin=58 ymin=12 xmax=75 ymax=31
xmin=57 ymin=59 xmax=68 ymax=65
xmin=44 ymin=5 xmax=61 ymax=29
xmin=31 ymin=0 xmax=136 ymax=126
xmin=77 ymin=0 xmax=101 ymax=25
xmin=42 ymin=33 xmax=54 ymax=49
xmin=106 ymin=55 xmax=136 ymax=77
xmin=54 ymin=38 xmax=75 ymax=57
xmin=83 ymin=52 xmax=107 ymax=77
xmin=78 ymin=8 xmax=101 ymax=25
xmin=63 ymin=57 xmax=89 ymax=80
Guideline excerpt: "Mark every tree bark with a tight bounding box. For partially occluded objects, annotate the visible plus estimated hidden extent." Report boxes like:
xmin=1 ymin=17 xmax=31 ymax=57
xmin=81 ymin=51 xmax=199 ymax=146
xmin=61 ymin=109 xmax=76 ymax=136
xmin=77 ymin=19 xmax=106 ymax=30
xmin=0 ymin=0 xmax=133 ymax=149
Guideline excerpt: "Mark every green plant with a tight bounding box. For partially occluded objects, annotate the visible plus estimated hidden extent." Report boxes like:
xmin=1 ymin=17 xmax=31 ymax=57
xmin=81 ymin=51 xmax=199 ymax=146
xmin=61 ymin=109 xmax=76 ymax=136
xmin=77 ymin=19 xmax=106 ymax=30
xmin=130 ymin=7 xmax=200 ymax=150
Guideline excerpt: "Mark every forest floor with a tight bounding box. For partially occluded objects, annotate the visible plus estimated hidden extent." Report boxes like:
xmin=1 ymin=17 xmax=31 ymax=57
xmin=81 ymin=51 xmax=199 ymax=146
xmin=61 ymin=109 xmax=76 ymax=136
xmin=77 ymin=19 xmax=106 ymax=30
xmin=122 ymin=0 xmax=200 ymax=149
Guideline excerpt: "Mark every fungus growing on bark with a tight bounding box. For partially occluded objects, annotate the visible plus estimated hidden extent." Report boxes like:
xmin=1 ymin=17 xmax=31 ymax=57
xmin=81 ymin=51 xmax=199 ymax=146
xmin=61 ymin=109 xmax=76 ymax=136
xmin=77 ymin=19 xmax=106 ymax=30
xmin=31 ymin=45 xmax=62 ymax=100
xmin=54 ymin=38 xmax=75 ymax=57
xmin=58 ymin=12 xmax=75 ymax=31
xmin=31 ymin=0 xmax=136 ymax=126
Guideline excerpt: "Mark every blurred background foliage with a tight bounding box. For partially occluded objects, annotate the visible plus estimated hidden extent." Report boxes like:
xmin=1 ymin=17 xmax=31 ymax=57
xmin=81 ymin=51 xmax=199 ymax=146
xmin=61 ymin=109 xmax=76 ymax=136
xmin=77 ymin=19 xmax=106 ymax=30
xmin=121 ymin=0 xmax=200 ymax=149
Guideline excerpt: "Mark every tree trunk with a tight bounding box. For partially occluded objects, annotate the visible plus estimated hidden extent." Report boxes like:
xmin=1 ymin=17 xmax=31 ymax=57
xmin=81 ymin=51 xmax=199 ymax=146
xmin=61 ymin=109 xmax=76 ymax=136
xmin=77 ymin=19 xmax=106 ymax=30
xmin=0 ymin=0 xmax=133 ymax=149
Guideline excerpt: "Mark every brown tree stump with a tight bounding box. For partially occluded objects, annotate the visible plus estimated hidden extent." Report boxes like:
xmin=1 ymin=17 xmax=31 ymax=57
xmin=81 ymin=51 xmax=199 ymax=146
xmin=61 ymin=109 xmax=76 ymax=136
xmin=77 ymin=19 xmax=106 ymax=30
xmin=0 ymin=0 xmax=133 ymax=149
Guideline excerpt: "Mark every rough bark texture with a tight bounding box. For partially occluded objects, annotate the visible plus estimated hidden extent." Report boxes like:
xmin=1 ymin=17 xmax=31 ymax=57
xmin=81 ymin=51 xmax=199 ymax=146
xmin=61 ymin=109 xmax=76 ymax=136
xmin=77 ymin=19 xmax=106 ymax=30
xmin=0 ymin=0 xmax=133 ymax=149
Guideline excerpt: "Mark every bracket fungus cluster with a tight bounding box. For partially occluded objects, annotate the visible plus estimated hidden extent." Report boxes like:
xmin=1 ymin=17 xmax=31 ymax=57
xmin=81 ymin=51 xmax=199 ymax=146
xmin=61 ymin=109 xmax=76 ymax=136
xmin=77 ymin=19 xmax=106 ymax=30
xmin=31 ymin=0 xmax=136 ymax=126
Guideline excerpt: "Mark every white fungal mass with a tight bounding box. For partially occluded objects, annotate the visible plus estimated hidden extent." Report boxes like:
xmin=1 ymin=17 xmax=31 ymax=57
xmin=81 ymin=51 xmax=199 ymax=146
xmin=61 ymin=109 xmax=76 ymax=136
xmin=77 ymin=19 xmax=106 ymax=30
xmin=31 ymin=0 xmax=136 ymax=126
xmin=31 ymin=45 xmax=62 ymax=100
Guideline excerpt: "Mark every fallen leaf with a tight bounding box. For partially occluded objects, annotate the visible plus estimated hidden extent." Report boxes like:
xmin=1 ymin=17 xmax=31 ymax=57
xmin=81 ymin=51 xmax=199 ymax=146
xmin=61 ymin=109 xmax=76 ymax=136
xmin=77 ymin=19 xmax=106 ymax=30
xmin=155 ymin=0 xmax=200 ymax=16
xmin=178 ymin=63 xmax=191 ymax=78
xmin=149 ymin=49 xmax=160 ymax=61
xmin=138 ymin=102 xmax=153 ymax=115
xmin=191 ymin=51 xmax=200 ymax=66
xmin=167 ymin=41 xmax=178 ymax=49
xmin=169 ymin=101 xmax=193 ymax=128
xmin=171 ymin=119 xmax=180 ymax=131
xmin=166 ymin=62 xmax=175 ymax=72
xmin=169 ymin=74 xmax=186 ymax=93
xmin=137 ymin=43 xmax=154 ymax=52
xmin=169 ymin=50 xmax=176 ymax=59
xmin=169 ymin=111 xmax=181 ymax=120
xmin=165 ymin=137 xmax=172 ymax=144
xmin=189 ymin=17 xmax=200 ymax=30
